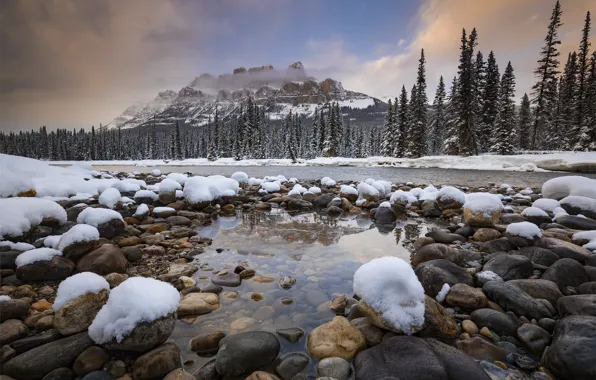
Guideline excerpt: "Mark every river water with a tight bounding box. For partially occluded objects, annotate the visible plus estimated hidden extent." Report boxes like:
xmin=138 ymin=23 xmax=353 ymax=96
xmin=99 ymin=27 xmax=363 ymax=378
xmin=92 ymin=165 xmax=596 ymax=188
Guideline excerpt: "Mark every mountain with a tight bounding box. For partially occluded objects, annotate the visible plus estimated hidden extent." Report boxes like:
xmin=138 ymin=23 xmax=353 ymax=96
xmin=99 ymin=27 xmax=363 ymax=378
xmin=105 ymin=62 xmax=387 ymax=130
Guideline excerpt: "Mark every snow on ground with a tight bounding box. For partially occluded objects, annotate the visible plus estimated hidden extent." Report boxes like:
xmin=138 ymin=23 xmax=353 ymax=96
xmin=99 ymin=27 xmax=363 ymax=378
xmin=506 ymin=221 xmax=542 ymax=239
xmin=15 ymin=248 xmax=62 ymax=267
xmin=57 ymin=224 xmax=99 ymax=251
xmin=0 ymin=198 xmax=67 ymax=239
xmin=53 ymin=272 xmax=110 ymax=310
xmin=88 ymin=277 xmax=180 ymax=344
xmin=353 ymin=257 xmax=425 ymax=334
xmin=44 ymin=235 xmax=61 ymax=249
xmin=77 ymin=207 xmax=123 ymax=227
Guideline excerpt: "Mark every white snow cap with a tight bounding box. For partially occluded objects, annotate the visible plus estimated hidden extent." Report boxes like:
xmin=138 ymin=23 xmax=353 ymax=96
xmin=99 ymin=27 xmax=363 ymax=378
xmin=133 ymin=204 xmax=149 ymax=217
xmin=183 ymin=175 xmax=239 ymax=203
xmin=357 ymin=182 xmax=379 ymax=198
xmin=542 ymin=176 xmax=596 ymax=200
xmin=521 ymin=207 xmax=549 ymax=218
xmin=560 ymin=195 xmax=596 ymax=214
xmin=261 ymin=181 xmax=281 ymax=193
xmin=231 ymin=171 xmax=249 ymax=183
xmin=44 ymin=235 xmax=62 ymax=249
xmin=88 ymin=277 xmax=180 ymax=344
xmin=248 ymin=177 xmax=264 ymax=186
xmin=463 ymin=193 xmax=503 ymax=216
xmin=112 ymin=179 xmax=144 ymax=193
xmin=390 ymin=190 xmax=418 ymax=206
xmin=151 ymin=169 xmax=161 ymax=176
xmin=532 ymin=198 xmax=560 ymax=213
xmin=99 ymin=188 xmax=122 ymax=209
xmin=476 ymin=270 xmax=503 ymax=284
xmin=53 ymin=272 xmax=110 ymax=310
xmin=0 ymin=295 xmax=11 ymax=301
xmin=379 ymin=201 xmax=391 ymax=208
xmin=134 ymin=190 xmax=158 ymax=201
xmin=435 ymin=283 xmax=450 ymax=303
xmin=437 ymin=186 xmax=466 ymax=204
xmin=166 ymin=173 xmax=188 ymax=185
xmin=153 ymin=206 xmax=175 ymax=214
xmin=321 ymin=177 xmax=337 ymax=186
xmin=308 ymin=186 xmax=321 ymax=194
xmin=0 ymin=241 xmax=35 ymax=251
xmin=77 ymin=207 xmax=123 ymax=227
xmin=0 ymin=198 xmax=67 ymax=239
xmin=57 ymin=224 xmax=99 ymax=251
xmin=353 ymin=257 xmax=425 ymax=335
xmin=340 ymin=185 xmax=358 ymax=196
xmin=15 ymin=248 xmax=62 ymax=267
xmin=506 ymin=221 xmax=542 ymax=239
xmin=158 ymin=179 xmax=181 ymax=193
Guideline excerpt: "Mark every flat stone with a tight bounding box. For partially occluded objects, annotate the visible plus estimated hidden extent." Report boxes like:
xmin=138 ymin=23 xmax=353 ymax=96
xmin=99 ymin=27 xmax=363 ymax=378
xmin=541 ymin=258 xmax=588 ymax=291
xmin=482 ymin=254 xmax=533 ymax=281
xmin=307 ymin=316 xmax=366 ymax=360
xmin=190 ymin=330 xmax=225 ymax=355
xmin=0 ymin=299 xmax=29 ymax=322
xmin=445 ymin=283 xmax=487 ymax=311
xmin=9 ymin=329 xmax=61 ymax=354
xmin=276 ymin=328 xmax=304 ymax=343
xmin=557 ymin=294 xmax=596 ymax=317
xmin=275 ymin=352 xmax=310 ymax=380
xmin=470 ymin=309 xmax=520 ymax=336
xmin=507 ymin=279 xmax=563 ymax=306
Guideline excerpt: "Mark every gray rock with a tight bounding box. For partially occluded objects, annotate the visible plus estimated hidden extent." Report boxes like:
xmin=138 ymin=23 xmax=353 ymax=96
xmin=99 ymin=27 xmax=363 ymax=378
xmin=426 ymin=230 xmax=466 ymax=244
xmin=275 ymin=352 xmax=309 ymax=380
xmin=0 ymin=299 xmax=29 ymax=322
xmin=541 ymin=258 xmax=588 ymax=291
xmin=0 ymin=319 xmax=29 ymax=345
xmin=287 ymin=199 xmax=313 ymax=211
xmin=76 ymin=244 xmax=128 ymax=275
xmin=2 ymin=332 xmax=94 ymax=380
xmin=373 ymin=207 xmax=397 ymax=224
xmin=479 ymin=237 xmax=515 ymax=254
xmin=276 ymin=328 xmax=304 ymax=343
xmin=514 ymin=246 xmax=560 ymax=267
xmin=73 ymin=346 xmax=110 ymax=377
xmin=201 ymin=284 xmax=223 ymax=294
xmin=211 ymin=272 xmax=241 ymax=287
xmin=103 ymin=313 xmax=176 ymax=352
xmin=350 ymin=317 xmax=384 ymax=346
xmin=132 ymin=343 xmax=181 ymax=380
xmin=314 ymin=195 xmax=335 ymax=209
xmin=540 ymin=237 xmax=592 ymax=262
xmin=121 ymin=245 xmax=143 ymax=262
xmin=15 ymin=256 xmax=74 ymax=282
xmin=483 ymin=280 xmax=553 ymax=320
xmin=470 ymin=308 xmax=520 ymax=336
xmin=483 ymin=254 xmax=533 ymax=281
xmin=556 ymin=294 xmax=596 ymax=317
xmin=97 ymin=218 xmax=125 ymax=239
xmin=166 ymin=215 xmax=191 ymax=226
xmin=9 ymin=329 xmax=62 ymax=354
xmin=317 ymin=357 xmax=351 ymax=380
xmin=578 ymin=281 xmax=596 ymax=294
xmin=215 ymin=331 xmax=280 ymax=377
xmin=192 ymin=359 xmax=219 ymax=380
xmin=80 ymin=371 xmax=114 ymax=380
xmin=411 ymin=244 xmax=463 ymax=266
xmin=507 ymin=279 xmax=563 ymax=306
xmin=0 ymin=250 xmax=21 ymax=270
xmin=414 ymin=259 xmax=474 ymax=298
xmin=41 ymin=367 xmax=76 ymax=380
xmin=556 ymin=214 xmax=596 ymax=230
xmin=517 ymin=323 xmax=551 ymax=357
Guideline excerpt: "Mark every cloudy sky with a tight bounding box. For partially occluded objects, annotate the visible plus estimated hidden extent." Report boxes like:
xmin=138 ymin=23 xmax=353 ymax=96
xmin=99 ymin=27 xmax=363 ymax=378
xmin=0 ymin=0 xmax=594 ymax=131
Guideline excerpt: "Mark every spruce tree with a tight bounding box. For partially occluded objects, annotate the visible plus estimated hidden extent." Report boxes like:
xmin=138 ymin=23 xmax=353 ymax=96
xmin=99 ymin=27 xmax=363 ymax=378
xmin=175 ymin=120 xmax=182 ymax=160
xmin=311 ymin=109 xmax=321 ymax=155
xmin=531 ymin=0 xmax=563 ymax=150
xmin=575 ymin=11 xmax=592 ymax=150
xmin=380 ymin=99 xmax=395 ymax=156
xmin=90 ymin=126 xmax=96 ymax=160
xmin=557 ymin=52 xmax=579 ymax=149
xmin=490 ymin=62 xmax=517 ymax=155
xmin=395 ymin=86 xmax=408 ymax=157
xmin=406 ymin=49 xmax=428 ymax=158
xmin=428 ymin=76 xmax=446 ymax=154
xmin=518 ymin=93 xmax=533 ymax=150
xmin=456 ymin=28 xmax=479 ymax=155
xmin=479 ymin=51 xmax=500 ymax=151
xmin=213 ymin=108 xmax=220 ymax=156
xmin=442 ymin=77 xmax=460 ymax=155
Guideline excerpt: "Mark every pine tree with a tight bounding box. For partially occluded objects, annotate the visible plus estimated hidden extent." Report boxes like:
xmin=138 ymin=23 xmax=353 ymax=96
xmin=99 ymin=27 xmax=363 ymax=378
xmin=490 ymin=62 xmax=517 ymax=154
xmin=285 ymin=112 xmax=297 ymax=162
xmin=442 ymin=77 xmax=460 ymax=155
xmin=575 ymin=11 xmax=592 ymax=150
xmin=479 ymin=51 xmax=500 ymax=151
xmin=557 ymin=52 xmax=579 ymax=149
xmin=380 ymin=99 xmax=395 ymax=156
xmin=577 ymin=52 xmax=596 ymax=150
xmin=213 ymin=108 xmax=220 ymax=156
xmin=395 ymin=86 xmax=408 ymax=157
xmin=428 ymin=76 xmax=446 ymax=154
xmin=311 ymin=109 xmax=321 ymax=155
xmin=323 ymin=103 xmax=340 ymax=157
xmin=406 ymin=49 xmax=428 ymax=158
xmin=90 ymin=126 xmax=96 ymax=160
xmin=518 ymin=93 xmax=532 ymax=150
xmin=456 ymin=28 xmax=479 ymax=156
xmin=531 ymin=0 xmax=563 ymax=150
xmin=175 ymin=120 xmax=182 ymax=160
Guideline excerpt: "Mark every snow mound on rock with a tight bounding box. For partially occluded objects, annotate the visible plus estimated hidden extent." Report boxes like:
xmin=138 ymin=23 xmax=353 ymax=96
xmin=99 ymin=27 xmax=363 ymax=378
xmin=166 ymin=173 xmax=188 ymax=185
xmin=231 ymin=171 xmax=249 ymax=183
xmin=88 ymin=277 xmax=180 ymax=344
xmin=506 ymin=221 xmax=542 ymax=239
xmin=0 ymin=198 xmax=67 ymax=239
xmin=542 ymin=176 xmax=596 ymax=200
xmin=99 ymin=188 xmax=122 ymax=209
xmin=464 ymin=193 xmax=503 ymax=216
xmin=53 ymin=272 xmax=110 ymax=310
xmin=308 ymin=186 xmax=321 ymax=194
xmin=134 ymin=204 xmax=149 ymax=217
xmin=357 ymin=182 xmax=379 ymax=199
xmin=532 ymin=198 xmax=560 ymax=213
xmin=261 ymin=181 xmax=281 ymax=193
xmin=134 ymin=190 xmax=158 ymax=201
xmin=158 ymin=179 xmax=181 ymax=193
xmin=15 ymin=248 xmax=62 ymax=267
xmin=0 ymin=241 xmax=35 ymax=251
xmin=340 ymin=185 xmax=358 ymax=196
xmin=57 ymin=224 xmax=99 ymax=251
xmin=521 ymin=207 xmax=549 ymax=217
xmin=437 ymin=186 xmax=466 ymax=204
xmin=435 ymin=283 xmax=450 ymax=303
xmin=353 ymin=256 xmax=425 ymax=335
xmin=390 ymin=190 xmax=417 ymax=206
xmin=321 ymin=177 xmax=336 ymax=186
xmin=77 ymin=207 xmax=123 ymax=227
xmin=183 ymin=175 xmax=239 ymax=203
xmin=151 ymin=169 xmax=161 ymax=176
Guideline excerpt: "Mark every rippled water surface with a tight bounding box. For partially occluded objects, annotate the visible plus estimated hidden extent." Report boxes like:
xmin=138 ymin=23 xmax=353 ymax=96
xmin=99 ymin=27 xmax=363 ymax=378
xmin=170 ymin=209 xmax=443 ymax=376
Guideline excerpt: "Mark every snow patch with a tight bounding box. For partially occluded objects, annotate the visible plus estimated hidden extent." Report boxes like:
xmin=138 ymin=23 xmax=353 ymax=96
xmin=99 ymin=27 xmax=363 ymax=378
xmin=506 ymin=221 xmax=542 ymax=239
xmin=321 ymin=177 xmax=337 ymax=187
xmin=134 ymin=204 xmax=149 ymax=217
xmin=77 ymin=207 xmax=123 ymax=227
xmin=15 ymin=248 xmax=62 ymax=267
xmin=532 ymin=198 xmax=560 ymax=213
xmin=0 ymin=241 xmax=35 ymax=251
xmin=542 ymin=176 xmax=596 ymax=200
xmin=463 ymin=193 xmax=503 ymax=216
xmin=57 ymin=224 xmax=100 ymax=251
xmin=99 ymin=188 xmax=122 ymax=209
xmin=521 ymin=207 xmax=549 ymax=218
xmin=435 ymin=283 xmax=450 ymax=303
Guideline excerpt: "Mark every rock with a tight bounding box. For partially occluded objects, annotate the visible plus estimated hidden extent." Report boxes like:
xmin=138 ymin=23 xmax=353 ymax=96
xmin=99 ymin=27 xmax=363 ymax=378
xmin=201 ymin=284 xmax=223 ymax=294
xmin=104 ymin=273 xmax=128 ymax=288
xmin=97 ymin=218 xmax=125 ymax=239
xmin=411 ymin=244 xmax=463 ymax=267
xmin=480 ymin=237 xmax=516 ymax=254
xmin=275 ymin=352 xmax=309 ymax=380
xmin=414 ymin=237 xmax=435 ymax=251
xmin=455 ymin=225 xmax=475 ymax=238
xmin=2 ymin=332 xmax=93 ymax=380
xmin=54 ymin=290 xmax=109 ymax=336
xmin=73 ymin=346 xmax=109 ymax=377
xmin=414 ymin=259 xmax=473 ymax=298
xmin=116 ymin=236 xmax=141 ymax=248
xmin=330 ymin=295 xmax=347 ymax=313
xmin=0 ymin=250 xmax=21 ymax=270
xmin=190 ymin=330 xmax=225 ymax=355
xmin=507 ymin=279 xmax=563 ymax=306
xmin=121 ymin=246 xmax=143 ymax=262
xmin=462 ymin=320 xmax=479 ymax=335
xmin=417 ymin=295 xmax=458 ymax=341
xmin=464 ymin=207 xmax=501 ymax=228
xmin=541 ymin=237 xmax=592 ymax=262
xmin=215 ymin=331 xmax=280 ymax=377
xmin=163 ymin=369 xmax=196 ymax=380
xmin=541 ymin=258 xmax=588 ymax=291
xmin=16 ymin=256 xmax=74 ymax=282
xmin=31 ymin=299 xmax=52 ymax=312
xmin=103 ymin=314 xmax=175 ymax=352
xmin=483 ymin=254 xmax=533 ymax=281
xmin=317 ymin=357 xmax=350 ymax=380
xmin=354 ymin=336 xmax=491 ymax=380
xmin=517 ymin=323 xmax=550 ymax=357
xmin=500 ymin=213 xmax=527 ymax=224
xmin=483 ymin=281 xmax=553 ymax=320
xmin=349 ymin=317 xmax=384 ymax=346
xmin=132 ymin=343 xmax=181 ymax=380
xmin=437 ymin=194 xmax=464 ymax=210
xmin=41 ymin=367 xmax=76 ymax=380
xmin=544 ymin=315 xmax=596 ymax=380
xmin=211 ymin=272 xmax=241 ymax=287
xmin=426 ymin=230 xmax=466 ymax=244
xmin=307 ymin=316 xmax=366 ymax=360
xmin=515 ymin=246 xmax=560 ymax=267
xmin=470 ymin=309 xmax=520 ymax=336
xmin=76 ymin=245 xmax=128 ymax=275
xmin=556 ymin=214 xmax=596 ymax=230
xmin=158 ymin=191 xmax=177 ymax=205
xmin=556 ymin=294 xmax=596 ymax=317
xmin=245 ymin=372 xmax=280 ymax=380
xmin=0 ymin=320 xmax=29 ymax=345
xmin=105 ymin=360 xmax=126 ymax=378
xmin=0 ymin=299 xmax=29 ymax=322
xmin=276 ymin=328 xmax=304 ymax=343
xmin=454 ymin=336 xmax=505 ymax=361
xmin=578 ymin=281 xmax=596 ymax=294
xmin=9 ymin=329 xmax=61 ymax=354
xmin=158 ymin=263 xmax=198 ymax=283
xmin=62 ymin=240 xmax=98 ymax=261
xmin=473 ymin=228 xmax=502 ymax=242
xmin=287 ymin=199 xmax=313 ymax=211
xmin=177 ymin=293 xmax=220 ymax=316
xmin=142 ymin=245 xmax=166 ymax=256
xmin=278 ymin=276 xmax=296 ymax=290
xmin=314 ymin=195 xmax=335 ymax=209
xmin=373 ymin=207 xmax=397 ymax=224
xmin=445 ymin=283 xmax=487 ymax=311
xmin=327 ymin=206 xmax=343 ymax=216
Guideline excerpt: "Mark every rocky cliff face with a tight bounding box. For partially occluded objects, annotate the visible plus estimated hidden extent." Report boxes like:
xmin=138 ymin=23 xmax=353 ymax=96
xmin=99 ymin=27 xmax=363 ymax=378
xmin=106 ymin=62 xmax=386 ymax=130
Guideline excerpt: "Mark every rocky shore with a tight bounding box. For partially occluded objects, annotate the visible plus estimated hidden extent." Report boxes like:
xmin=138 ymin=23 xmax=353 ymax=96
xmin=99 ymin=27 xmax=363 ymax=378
xmin=1 ymin=169 xmax=596 ymax=380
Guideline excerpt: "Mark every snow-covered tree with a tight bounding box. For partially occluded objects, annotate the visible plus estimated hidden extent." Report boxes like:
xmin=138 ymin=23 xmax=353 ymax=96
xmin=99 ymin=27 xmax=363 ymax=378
xmin=518 ymin=93 xmax=532 ymax=150
xmin=479 ymin=51 xmax=499 ymax=151
xmin=406 ymin=49 xmax=427 ymax=158
xmin=396 ymin=87 xmax=408 ymax=157
xmin=575 ymin=11 xmax=592 ymax=150
xmin=490 ymin=62 xmax=517 ymax=155
xmin=442 ymin=77 xmax=460 ymax=155
xmin=428 ymin=76 xmax=446 ymax=154
xmin=380 ymin=99 xmax=395 ymax=156
xmin=456 ymin=28 xmax=479 ymax=156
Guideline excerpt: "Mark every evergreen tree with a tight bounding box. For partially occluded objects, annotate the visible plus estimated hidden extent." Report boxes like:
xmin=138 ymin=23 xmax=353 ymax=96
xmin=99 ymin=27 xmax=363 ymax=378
xmin=518 ymin=93 xmax=533 ymax=150
xmin=380 ymin=99 xmax=395 ymax=156
xmin=90 ymin=126 xmax=96 ymax=160
xmin=323 ymin=103 xmax=340 ymax=157
xmin=557 ymin=52 xmax=579 ymax=149
xmin=479 ymin=51 xmax=500 ymax=151
xmin=575 ymin=11 xmax=592 ymax=150
xmin=490 ymin=62 xmax=517 ymax=154
xmin=395 ymin=86 xmax=408 ymax=157
xmin=443 ymin=77 xmax=460 ymax=155
xmin=311 ymin=109 xmax=321 ymax=155
xmin=531 ymin=0 xmax=563 ymax=150
xmin=577 ymin=52 xmax=596 ymax=150
xmin=456 ymin=28 xmax=479 ymax=156
xmin=285 ymin=112 xmax=297 ymax=162
xmin=428 ymin=76 xmax=446 ymax=154
xmin=406 ymin=49 xmax=428 ymax=158
xmin=213 ymin=108 xmax=220 ymax=156
xmin=175 ymin=120 xmax=182 ymax=160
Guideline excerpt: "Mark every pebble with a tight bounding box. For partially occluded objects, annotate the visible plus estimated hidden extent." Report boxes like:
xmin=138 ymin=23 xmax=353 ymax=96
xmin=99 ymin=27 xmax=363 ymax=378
xmin=462 ymin=320 xmax=479 ymax=335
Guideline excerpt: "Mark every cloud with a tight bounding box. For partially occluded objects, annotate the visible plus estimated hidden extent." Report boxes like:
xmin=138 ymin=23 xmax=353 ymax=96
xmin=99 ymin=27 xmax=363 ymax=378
xmin=304 ymin=0 xmax=595 ymax=101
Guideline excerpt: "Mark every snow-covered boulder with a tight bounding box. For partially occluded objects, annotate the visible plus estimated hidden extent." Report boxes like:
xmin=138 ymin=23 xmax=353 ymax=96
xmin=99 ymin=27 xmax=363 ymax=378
xmin=521 ymin=206 xmax=551 ymax=225
xmin=231 ymin=171 xmax=249 ymax=184
xmin=112 ymin=179 xmax=144 ymax=194
xmin=261 ymin=181 xmax=281 ymax=194
xmin=463 ymin=193 xmax=503 ymax=227
xmin=183 ymin=176 xmax=239 ymax=209
xmin=0 ymin=241 xmax=35 ymax=252
xmin=340 ymin=185 xmax=358 ymax=201
xmin=560 ymin=195 xmax=596 ymax=220
xmin=166 ymin=173 xmax=188 ymax=186
xmin=532 ymin=198 xmax=560 ymax=213
xmin=99 ymin=188 xmax=122 ymax=209
xmin=157 ymin=179 xmax=180 ymax=204
xmin=505 ymin=221 xmax=542 ymax=247
xmin=308 ymin=186 xmax=321 ymax=194
xmin=53 ymin=272 xmax=110 ymax=336
xmin=15 ymin=248 xmax=74 ymax=281
xmin=321 ymin=177 xmax=337 ymax=187
xmin=89 ymin=277 xmax=180 ymax=352
xmin=248 ymin=177 xmax=264 ymax=186
xmin=77 ymin=208 xmax=125 ymax=239
xmin=134 ymin=190 xmax=158 ymax=204
xmin=152 ymin=206 xmax=176 ymax=218
xmin=57 ymin=224 xmax=100 ymax=261
xmin=372 ymin=202 xmax=397 ymax=224
xmin=353 ymin=257 xmax=425 ymax=334
xmin=357 ymin=182 xmax=379 ymax=202
xmin=133 ymin=204 xmax=150 ymax=219
xmin=151 ymin=169 xmax=161 ymax=177
xmin=436 ymin=186 xmax=466 ymax=210
xmin=0 ymin=198 xmax=67 ymax=239
xmin=542 ymin=176 xmax=596 ymax=200
xmin=390 ymin=190 xmax=417 ymax=207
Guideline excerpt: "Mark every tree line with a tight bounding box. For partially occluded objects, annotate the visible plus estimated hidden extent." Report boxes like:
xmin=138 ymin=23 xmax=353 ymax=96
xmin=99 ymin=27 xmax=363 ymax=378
xmin=0 ymin=1 xmax=593 ymax=160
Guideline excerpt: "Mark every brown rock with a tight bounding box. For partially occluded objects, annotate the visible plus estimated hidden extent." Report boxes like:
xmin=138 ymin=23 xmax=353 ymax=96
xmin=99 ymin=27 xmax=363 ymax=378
xmin=418 ymin=295 xmax=458 ymax=341
xmin=0 ymin=320 xmax=29 ymax=345
xmin=163 ymin=369 xmax=196 ymax=380
xmin=245 ymin=371 xmax=280 ymax=380
xmin=462 ymin=320 xmax=479 ymax=335
xmin=132 ymin=343 xmax=181 ymax=380
xmin=445 ymin=283 xmax=488 ymax=311
xmin=177 ymin=293 xmax=220 ymax=316
xmin=454 ymin=336 xmax=505 ymax=361
xmin=464 ymin=208 xmax=501 ymax=227
xmin=103 ymin=314 xmax=176 ymax=353
xmin=330 ymin=295 xmax=348 ymax=314
xmin=54 ymin=289 xmax=109 ymax=336
xmin=0 ymin=299 xmax=29 ymax=322
xmin=76 ymin=244 xmax=128 ymax=275
xmin=73 ymin=346 xmax=110 ymax=377
xmin=62 ymin=240 xmax=98 ymax=261
xmin=190 ymin=330 xmax=225 ymax=354
xmin=104 ymin=273 xmax=128 ymax=288
xmin=16 ymin=256 xmax=74 ymax=282
xmin=307 ymin=316 xmax=366 ymax=360
xmin=117 ymin=236 xmax=142 ymax=247
xmin=473 ymin=228 xmax=501 ymax=242
xmin=34 ymin=315 xmax=54 ymax=331
xmin=31 ymin=299 xmax=52 ymax=312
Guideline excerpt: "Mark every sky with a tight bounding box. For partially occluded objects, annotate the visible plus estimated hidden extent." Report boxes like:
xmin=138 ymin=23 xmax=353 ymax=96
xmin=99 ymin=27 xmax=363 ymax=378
xmin=0 ymin=0 xmax=594 ymax=132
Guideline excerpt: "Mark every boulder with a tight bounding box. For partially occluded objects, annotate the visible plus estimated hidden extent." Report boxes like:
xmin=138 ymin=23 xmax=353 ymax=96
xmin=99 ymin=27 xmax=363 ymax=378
xmin=464 ymin=208 xmax=501 ymax=228
xmin=373 ymin=207 xmax=397 ymax=224
xmin=62 ymin=240 xmax=98 ymax=261
xmin=76 ymin=245 xmax=128 ymax=275
xmin=541 ymin=258 xmax=588 ymax=291
xmin=556 ymin=294 xmax=596 ymax=317
xmin=480 ymin=238 xmax=515 ymax=254
xmin=482 ymin=254 xmax=533 ymax=281
xmin=515 ymin=246 xmax=560 ymax=267
xmin=0 ymin=299 xmax=29 ymax=322
xmin=483 ymin=281 xmax=553 ymax=320
xmin=132 ymin=343 xmax=182 ymax=380
xmin=73 ymin=346 xmax=110 ymax=377
xmin=307 ymin=316 xmax=366 ymax=360
xmin=541 ymin=237 xmax=592 ymax=262
xmin=445 ymin=283 xmax=487 ymax=311
xmin=517 ymin=323 xmax=550 ymax=357
xmin=473 ymin=228 xmax=501 ymax=242
xmin=414 ymin=259 xmax=474 ymax=298
xmin=544 ymin=315 xmax=596 ymax=380
xmin=177 ymin=293 xmax=220 ymax=316
xmin=507 ymin=279 xmax=563 ymax=306
xmin=417 ymin=296 xmax=458 ymax=341
xmin=411 ymin=244 xmax=463 ymax=266
xmin=16 ymin=256 xmax=74 ymax=282
xmin=54 ymin=290 xmax=109 ymax=336
xmin=470 ymin=308 xmax=520 ymax=337
xmin=103 ymin=313 xmax=176 ymax=352
xmin=97 ymin=218 xmax=125 ymax=239
xmin=215 ymin=331 xmax=280 ymax=377
xmin=425 ymin=230 xmax=466 ymax=244
xmin=556 ymin=214 xmax=596 ymax=230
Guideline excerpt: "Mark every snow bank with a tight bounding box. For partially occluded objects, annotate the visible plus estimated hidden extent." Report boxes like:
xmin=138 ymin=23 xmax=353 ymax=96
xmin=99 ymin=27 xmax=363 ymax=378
xmin=437 ymin=186 xmax=466 ymax=204
xmin=542 ymin=176 xmax=596 ymax=200
xmin=15 ymin=248 xmax=62 ymax=267
xmin=353 ymin=257 xmax=425 ymax=334
xmin=321 ymin=177 xmax=337 ymax=186
xmin=183 ymin=175 xmax=239 ymax=203
xmin=436 ymin=283 xmax=450 ymax=303
xmin=0 ymin=241 xmax=35 ymax=251
xmin=158 ymin=179 xmax=181 ymax=193
xmin=53 ymin=272 xmax=110 ymax=310
xmin=57 ymin=224 xmax=99 ymax=251
xmin=0 ymin=198 xmax=67 ymax=239
xmin=231 ymin=171 xmax=249 ymax=183
xmin=532 ymin=198 xmax=560 ymax=213
xmin=88 ymin=277 xmax=180 ymax=344
xmin=340 ymin=185 xmax=358 ymax=196
xmin=506 ymin=221 xmax=542 ymax=239
xmin=521 ymin=207 xmax=549 ymax=218
xmin=77 ymin=207 xmax=123 ymax=227
xmin=463 ymin=193 xmax=503 ymax=216
xmin=99 ymin=188 xmax=122 ymax=209
xmin=134 ymin=204 xmax=149 ymax=217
